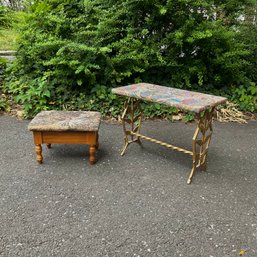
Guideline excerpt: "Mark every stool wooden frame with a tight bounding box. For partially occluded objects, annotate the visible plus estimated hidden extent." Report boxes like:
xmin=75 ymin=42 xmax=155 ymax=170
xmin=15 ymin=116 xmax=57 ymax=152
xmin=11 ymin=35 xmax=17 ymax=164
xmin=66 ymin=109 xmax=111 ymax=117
xmin=32 ymin=130 xmax=99 ymax=165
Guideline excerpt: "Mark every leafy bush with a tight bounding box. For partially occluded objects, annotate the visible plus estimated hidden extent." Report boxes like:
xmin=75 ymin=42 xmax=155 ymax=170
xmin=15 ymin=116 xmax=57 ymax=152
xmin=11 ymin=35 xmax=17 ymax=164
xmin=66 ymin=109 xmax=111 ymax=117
xmin=0 ymin=56 xmax=7 ymax=81
xmin=230 ymin=83 xmax=257 ymax=112
xmin=230 ymin=11 xmax=257 ymax=112
xmin=0 ymin=6 xmax=9 ymax=28
xmin=3 ymin=0 xmax=257 ymax=117
xmin=0 ymin=93 xmax=10 ymax=112
xmin=0 ymin=5 xmax=15 ymax=28
xmin=0 ymin=57 xmax=10 ymax=112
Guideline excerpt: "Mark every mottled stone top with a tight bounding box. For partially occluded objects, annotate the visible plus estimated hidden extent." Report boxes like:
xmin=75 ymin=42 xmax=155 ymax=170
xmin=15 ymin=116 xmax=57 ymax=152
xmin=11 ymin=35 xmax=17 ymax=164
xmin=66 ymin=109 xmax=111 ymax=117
xmin=28 ymin=111 xmax=101 ymax=132
xmin=112 ymin=83 xmax=227 ymax=113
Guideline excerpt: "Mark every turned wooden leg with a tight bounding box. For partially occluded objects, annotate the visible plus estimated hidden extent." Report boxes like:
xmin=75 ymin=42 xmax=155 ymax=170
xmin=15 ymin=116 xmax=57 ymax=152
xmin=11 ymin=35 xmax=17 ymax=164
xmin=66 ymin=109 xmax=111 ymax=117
xmin=89 ymin=145 xmax=96 ymax=165
xmin=35 ymin=144 xmax=43 ymax=164
xmin=47 ymin=144 xmax=51 ymax=149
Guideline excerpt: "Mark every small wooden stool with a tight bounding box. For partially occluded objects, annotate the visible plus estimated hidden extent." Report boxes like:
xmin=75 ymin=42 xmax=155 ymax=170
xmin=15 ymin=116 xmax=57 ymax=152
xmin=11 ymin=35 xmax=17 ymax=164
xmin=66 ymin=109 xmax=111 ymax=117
xmin=28 ymin=111 xmax=101 ymax=164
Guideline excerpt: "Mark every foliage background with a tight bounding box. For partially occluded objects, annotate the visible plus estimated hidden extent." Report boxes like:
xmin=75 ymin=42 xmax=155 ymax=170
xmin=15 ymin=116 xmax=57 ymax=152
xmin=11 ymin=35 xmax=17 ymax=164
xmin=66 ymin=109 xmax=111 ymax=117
xmin=1 ymin=0 xmax=257 ymax=117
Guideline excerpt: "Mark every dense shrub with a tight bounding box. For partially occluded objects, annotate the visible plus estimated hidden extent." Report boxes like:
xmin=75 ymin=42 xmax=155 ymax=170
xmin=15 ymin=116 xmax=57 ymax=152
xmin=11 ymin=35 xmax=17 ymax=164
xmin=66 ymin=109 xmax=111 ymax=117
xmin=0 ymin=5 xmax=18 ymax=28
xmin=0 ymin=57 xmax=7 ymax=83
xmin=228 ymin=7 xmax=257 ymax=112
xmin=0 ymin=5 xmax=10 ymax=28
xmin=3 ymin=0 xmax=257 ymax=117
xmin=0 ymin=57 xmax=9 ymax=112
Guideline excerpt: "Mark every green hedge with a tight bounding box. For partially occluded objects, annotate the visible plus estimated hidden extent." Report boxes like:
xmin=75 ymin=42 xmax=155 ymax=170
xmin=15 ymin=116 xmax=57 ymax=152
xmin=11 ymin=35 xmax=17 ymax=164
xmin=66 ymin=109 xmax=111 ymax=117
xmin=2 ymin=0 xmax=257 ymax=117
xmin=0 ymin=6 xmax=10 ymax=28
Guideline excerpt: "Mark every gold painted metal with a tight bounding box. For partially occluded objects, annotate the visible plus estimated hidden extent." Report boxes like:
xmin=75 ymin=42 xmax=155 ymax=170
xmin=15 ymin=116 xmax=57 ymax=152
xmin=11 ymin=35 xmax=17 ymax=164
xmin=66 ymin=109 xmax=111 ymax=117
xmin=120 ymin=97 xmax=215 ymax=184
xmin=121 ymin=98 xmax=143 ymax=156
xmin=130 ymin=132 xmax=193 ymax=156
xmin=187 ymin=108 xmax=214 ymax=184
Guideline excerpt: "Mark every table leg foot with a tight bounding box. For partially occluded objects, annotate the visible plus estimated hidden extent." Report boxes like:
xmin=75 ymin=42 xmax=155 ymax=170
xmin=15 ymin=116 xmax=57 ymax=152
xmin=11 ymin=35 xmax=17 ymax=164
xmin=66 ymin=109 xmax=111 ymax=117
xmin=46 ymin=144 xmax=51 ymax=149
xmin=35 ymin=144 xmax=43 ymax=164
xmin=121 ymin=139 xmax=129 ymax=156
xmin=187 ymin=163 xmax=197 ymax=184
xmin=89 ymin=145 xmax=96 ymax=164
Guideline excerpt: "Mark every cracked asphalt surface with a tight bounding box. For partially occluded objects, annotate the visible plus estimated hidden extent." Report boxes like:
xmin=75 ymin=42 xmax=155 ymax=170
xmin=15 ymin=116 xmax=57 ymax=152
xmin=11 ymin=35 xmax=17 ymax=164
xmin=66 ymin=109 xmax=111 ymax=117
xmin=0 ymin=115 xmax=257 ymax=257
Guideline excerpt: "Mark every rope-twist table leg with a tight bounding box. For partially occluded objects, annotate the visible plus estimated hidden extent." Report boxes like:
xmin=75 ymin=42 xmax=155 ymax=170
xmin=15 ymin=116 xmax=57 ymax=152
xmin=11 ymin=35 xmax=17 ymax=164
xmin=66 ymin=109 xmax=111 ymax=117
xmin=187 ymin=108 xmax=214 ymax=184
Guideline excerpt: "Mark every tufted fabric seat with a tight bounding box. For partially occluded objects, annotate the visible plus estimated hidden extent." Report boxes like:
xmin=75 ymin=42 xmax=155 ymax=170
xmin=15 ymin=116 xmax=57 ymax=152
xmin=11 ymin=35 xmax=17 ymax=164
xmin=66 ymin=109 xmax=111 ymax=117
xmin=28 ymin=111 xmax=101 ymax=165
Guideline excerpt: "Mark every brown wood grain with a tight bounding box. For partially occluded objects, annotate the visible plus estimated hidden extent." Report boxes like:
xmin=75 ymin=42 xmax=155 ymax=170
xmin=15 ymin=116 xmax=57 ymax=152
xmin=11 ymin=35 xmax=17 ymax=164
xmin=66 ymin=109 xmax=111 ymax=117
xmin=32 ymin=131 xmax=98 ymax=164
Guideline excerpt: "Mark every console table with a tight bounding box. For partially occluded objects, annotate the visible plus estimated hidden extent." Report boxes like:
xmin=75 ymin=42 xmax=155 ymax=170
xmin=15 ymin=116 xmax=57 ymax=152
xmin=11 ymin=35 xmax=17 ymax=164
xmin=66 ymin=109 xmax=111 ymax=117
xmin=112 ymin=83 xmax=227 ymax=184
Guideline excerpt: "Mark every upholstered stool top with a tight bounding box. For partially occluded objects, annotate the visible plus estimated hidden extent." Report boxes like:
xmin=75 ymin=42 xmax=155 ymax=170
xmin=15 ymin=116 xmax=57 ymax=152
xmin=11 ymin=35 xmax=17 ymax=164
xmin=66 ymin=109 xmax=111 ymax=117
xmin=28 ymin=111 xmax=101 ymax=132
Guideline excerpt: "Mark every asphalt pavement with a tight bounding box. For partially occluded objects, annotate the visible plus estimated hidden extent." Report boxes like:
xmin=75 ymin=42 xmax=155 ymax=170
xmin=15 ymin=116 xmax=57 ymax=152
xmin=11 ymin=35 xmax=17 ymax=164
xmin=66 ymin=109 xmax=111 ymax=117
xmin=0 ymin=115 xmax=257 ymax=257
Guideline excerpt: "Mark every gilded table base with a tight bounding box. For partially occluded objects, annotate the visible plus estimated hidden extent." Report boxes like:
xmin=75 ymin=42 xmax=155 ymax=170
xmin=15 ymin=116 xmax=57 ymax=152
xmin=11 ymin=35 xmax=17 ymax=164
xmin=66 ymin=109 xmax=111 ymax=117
xmin=120 ymin=98 xmax=214 ymax=184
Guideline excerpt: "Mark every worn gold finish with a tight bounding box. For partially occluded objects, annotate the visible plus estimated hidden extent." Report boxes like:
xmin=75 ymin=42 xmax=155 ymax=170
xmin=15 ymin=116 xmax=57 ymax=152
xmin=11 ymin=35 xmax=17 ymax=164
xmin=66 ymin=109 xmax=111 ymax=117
xmin=130 ymin=132 xmax=193 ymax=155
xmin=120 ymin=98 xmax=215 ymax=184
xmin=121 ymin=98 xmax=143 ymax=156
xmin=187 ymin=108 xmax=214 ymax=184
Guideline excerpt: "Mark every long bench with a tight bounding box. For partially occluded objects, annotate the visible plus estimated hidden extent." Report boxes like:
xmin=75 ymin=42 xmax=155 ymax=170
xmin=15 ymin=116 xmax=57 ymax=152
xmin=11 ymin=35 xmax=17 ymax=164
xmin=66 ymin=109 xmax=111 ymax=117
xmin=112 ymin=83 xmax=227 ymax=184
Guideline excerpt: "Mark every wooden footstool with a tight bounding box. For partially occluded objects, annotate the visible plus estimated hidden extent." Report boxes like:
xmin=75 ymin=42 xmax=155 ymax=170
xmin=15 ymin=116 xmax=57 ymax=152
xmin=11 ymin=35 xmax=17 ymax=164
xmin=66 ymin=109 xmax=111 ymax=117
xmin=28 ymin=111 xmax=101 ymax=164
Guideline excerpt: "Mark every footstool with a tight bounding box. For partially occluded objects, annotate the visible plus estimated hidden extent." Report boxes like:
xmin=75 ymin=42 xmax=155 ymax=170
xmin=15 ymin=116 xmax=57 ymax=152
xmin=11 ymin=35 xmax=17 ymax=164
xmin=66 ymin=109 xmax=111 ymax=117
xmin=28 ymin=111 xmax=101 ymax=164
